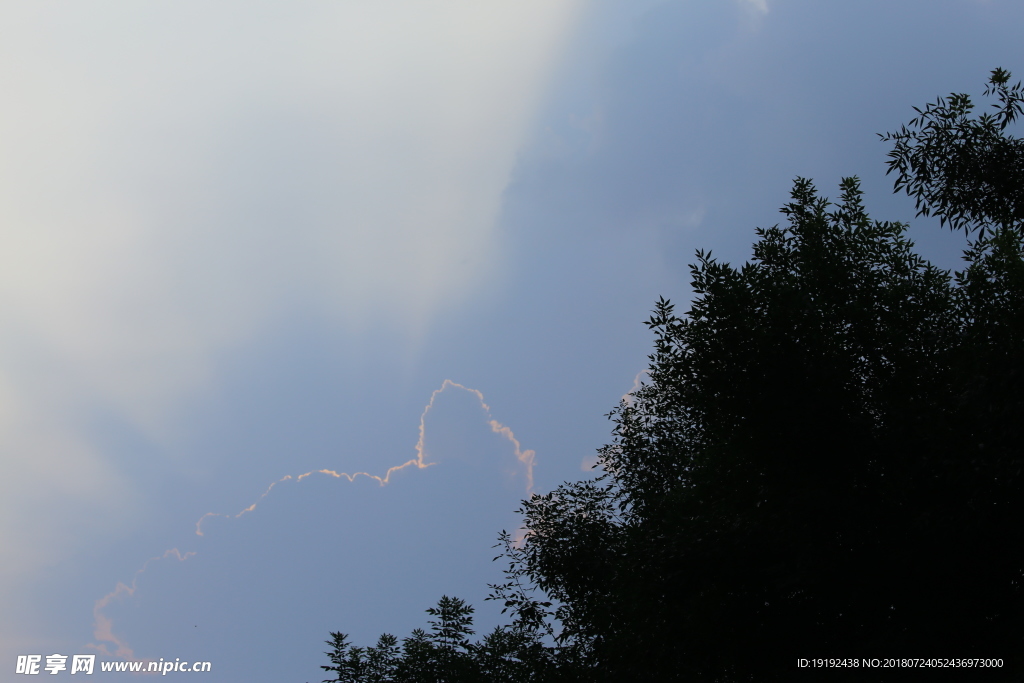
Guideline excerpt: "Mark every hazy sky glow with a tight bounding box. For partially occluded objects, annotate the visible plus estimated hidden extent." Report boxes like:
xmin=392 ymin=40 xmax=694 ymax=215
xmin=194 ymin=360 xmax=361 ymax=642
xmin=2 ymin=1 xmax=1022 ymax=680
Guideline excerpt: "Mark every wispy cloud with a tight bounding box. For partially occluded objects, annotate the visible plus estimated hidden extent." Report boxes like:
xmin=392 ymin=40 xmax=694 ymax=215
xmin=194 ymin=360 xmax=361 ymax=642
xmin=88 ymin=549 xmax=196 ymax=661
xmin=89 ymin=379 xmax=536 ymax=661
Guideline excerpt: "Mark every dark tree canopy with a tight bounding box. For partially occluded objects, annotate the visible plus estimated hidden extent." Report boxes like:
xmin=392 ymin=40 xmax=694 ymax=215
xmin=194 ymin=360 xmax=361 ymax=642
xmin=509 ymin=175 xmax=1023 ymax=681
xmin=880 ymin=67 xmax=1024 ymax=236
xmin=317 ymin=596 xmax=575 ymax=683
xmin=318 ymin=70 xmax=1024 ymax=682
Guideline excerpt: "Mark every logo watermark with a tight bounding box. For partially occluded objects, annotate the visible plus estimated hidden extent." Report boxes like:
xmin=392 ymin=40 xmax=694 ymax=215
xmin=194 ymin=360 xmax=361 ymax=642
xmin=16 ymin=655 xmax=212 ymax=675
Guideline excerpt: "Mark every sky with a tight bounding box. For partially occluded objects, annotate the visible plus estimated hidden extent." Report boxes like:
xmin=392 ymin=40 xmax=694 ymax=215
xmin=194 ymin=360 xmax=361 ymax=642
xmin=1 ymin=0 xmax=1021 ymax=680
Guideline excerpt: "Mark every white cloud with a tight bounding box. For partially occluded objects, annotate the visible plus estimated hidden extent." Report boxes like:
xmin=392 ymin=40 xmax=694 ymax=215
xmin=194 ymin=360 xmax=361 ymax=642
xmin=0 ymin=0 xmax=582 ymax=595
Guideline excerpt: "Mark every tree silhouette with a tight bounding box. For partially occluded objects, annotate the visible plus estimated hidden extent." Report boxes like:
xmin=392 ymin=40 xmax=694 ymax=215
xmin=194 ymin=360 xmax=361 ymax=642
xmin=880 ymin=68 xmax=1024 ymax=237
xmin=319 ymin=69 xmax=1023 ymax=682
xmin=318 ymin=595 xmax=572 ymax=683
xmin=507 ymin=174 xmax=1021 ymax=680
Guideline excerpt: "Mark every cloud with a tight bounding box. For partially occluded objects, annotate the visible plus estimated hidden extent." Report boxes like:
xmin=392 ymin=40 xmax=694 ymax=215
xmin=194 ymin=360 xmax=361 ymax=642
xmin=0 ymin=372 xmax=141 ymax=588
xmin=88 ymin=549 xmax=196 ymax=661
xmin=89 ymin=379 xmax=535 ymax=662
xmin=0 ymin=0 xmax=582 ymax=656
xmin=0 ymin=0 xmax=584 ymax=417
xmin=189 ymin=379 xmax=535 ymax=536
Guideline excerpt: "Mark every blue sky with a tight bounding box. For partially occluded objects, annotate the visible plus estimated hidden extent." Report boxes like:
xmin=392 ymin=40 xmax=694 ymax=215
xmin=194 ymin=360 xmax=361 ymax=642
xmin=2 ymin=1 xmax=1021 ymax=680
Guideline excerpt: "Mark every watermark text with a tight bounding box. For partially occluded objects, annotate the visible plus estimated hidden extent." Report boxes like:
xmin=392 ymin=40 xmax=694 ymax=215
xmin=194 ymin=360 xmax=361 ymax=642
xmin=16 ymin=655 xmax=212 ymax=675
